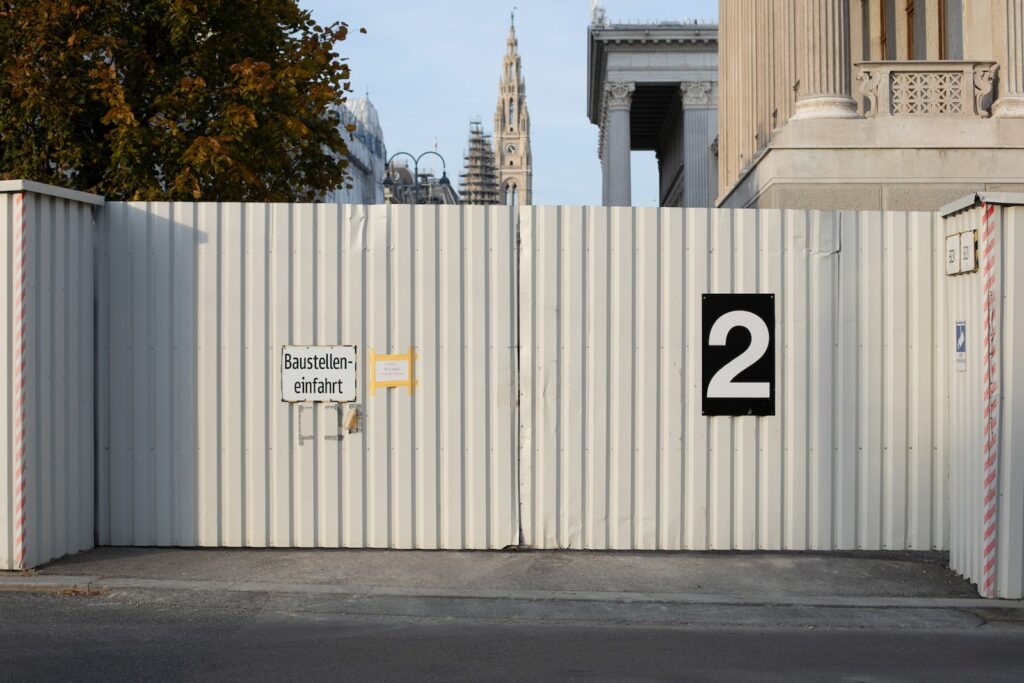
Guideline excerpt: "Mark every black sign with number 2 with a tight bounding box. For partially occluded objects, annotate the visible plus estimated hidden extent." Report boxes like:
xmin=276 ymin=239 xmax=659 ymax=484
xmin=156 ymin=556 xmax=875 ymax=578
xmin=702 ymin=294 xmax=775 ymax=416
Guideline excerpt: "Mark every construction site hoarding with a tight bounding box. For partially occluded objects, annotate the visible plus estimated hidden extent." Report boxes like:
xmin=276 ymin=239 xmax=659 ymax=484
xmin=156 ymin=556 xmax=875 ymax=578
xmin=942 ymin=193 xmax=1024 ymax=599
xmin=518 ymin=206 xmax=949 ymax=553
xmin=0 ymin=181 xmax=100 ymax=570
xmin=95 ymin=203 xmax=520 ymax=550
xmin=3 ymin=181 xmax=1022 ymax=603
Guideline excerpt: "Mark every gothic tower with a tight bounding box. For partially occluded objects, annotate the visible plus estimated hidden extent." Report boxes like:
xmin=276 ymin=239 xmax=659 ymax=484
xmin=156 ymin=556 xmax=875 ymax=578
xmin=494 ymin=14 xmax=532 ymax=206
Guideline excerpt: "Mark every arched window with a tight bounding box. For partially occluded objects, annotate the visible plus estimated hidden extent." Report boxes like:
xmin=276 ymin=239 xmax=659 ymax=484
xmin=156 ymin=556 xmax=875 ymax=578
xmin=505 ymin=182 xmax=518 ymax=208
xmin=508 ymin=98 xmax=515 ymax=130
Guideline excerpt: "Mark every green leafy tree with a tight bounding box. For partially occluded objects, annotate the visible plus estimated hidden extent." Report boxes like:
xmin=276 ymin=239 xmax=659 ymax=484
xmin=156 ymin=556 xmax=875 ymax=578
xmin=0 ymin=0 xmax=359 ymax=201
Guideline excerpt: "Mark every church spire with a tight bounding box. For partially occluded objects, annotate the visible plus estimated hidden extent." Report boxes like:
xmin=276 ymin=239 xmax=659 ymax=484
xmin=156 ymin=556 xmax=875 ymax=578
xmin=494 ymin=9 xmax=531 ymax=206
xmin=507 ymin=10 xmax=518 ymax=55
xmin=502 ymin=12 xmax=523 ymax=88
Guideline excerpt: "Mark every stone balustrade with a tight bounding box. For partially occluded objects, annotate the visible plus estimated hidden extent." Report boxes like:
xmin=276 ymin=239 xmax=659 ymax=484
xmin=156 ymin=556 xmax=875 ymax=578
xmin=856 ymin=61 xmax=999 ymax=118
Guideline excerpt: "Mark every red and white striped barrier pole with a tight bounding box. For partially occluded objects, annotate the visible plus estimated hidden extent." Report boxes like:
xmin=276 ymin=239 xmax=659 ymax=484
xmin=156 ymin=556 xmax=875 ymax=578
xmin=981 ymin=201 xmax=1001 ymax=598
xmin=12 ymin=192 xmax=28 ymax=570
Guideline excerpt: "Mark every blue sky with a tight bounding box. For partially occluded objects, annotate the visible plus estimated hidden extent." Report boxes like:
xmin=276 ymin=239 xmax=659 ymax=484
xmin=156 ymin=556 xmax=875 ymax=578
xmin=302 ymin=1 xmax=719 ymax=206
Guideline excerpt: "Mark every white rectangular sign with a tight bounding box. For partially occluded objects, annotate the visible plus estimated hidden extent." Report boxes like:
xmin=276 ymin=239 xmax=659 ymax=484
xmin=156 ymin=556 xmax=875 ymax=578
xmin=959 ymin=231 xmax=977 ymax=274
xmin=945 ymin=234 xmax=960 ymax=275
xmin=281 ymin=346 xmax=357 ymax=402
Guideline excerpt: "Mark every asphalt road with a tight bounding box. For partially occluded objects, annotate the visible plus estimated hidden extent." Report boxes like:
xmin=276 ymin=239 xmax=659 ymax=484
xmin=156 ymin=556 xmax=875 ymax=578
xmin=2 ymin=591 xmax=1023 ymax=682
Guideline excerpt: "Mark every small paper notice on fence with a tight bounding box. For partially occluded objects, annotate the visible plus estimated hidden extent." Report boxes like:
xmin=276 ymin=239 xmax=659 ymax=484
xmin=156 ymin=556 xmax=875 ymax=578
xmin=281 ymin=345 xmax=357 ymax=403
xmin=370 ymin=348 xmax=418 ymax=395
xmin=376 ymin=359 xmax=410 ymax=383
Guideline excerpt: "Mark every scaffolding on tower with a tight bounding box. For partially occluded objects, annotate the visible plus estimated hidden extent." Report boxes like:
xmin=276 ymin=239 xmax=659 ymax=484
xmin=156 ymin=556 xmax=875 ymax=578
xmin=459 ymin=119 xmax=500 ymax=205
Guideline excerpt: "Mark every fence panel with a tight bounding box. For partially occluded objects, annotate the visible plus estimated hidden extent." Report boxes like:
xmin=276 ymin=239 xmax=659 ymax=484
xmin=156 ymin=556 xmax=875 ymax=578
xmin=96 ymin=203 xmax=520 ymax=550
xmin=518 ymin=206 xmax=947 ymax=551
xmin=0 ymin=183 xmax=97 ymax=570
xmin=945 ymin=200 xmax=1024 ymax=598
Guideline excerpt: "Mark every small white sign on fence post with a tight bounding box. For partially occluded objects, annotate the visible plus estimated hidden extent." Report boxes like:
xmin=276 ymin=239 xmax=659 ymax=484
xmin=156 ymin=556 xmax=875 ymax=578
xmin=945 ymin=234 xmax=961 ymax=275
xmin=959 ymin=231 xmax=977 ymax=274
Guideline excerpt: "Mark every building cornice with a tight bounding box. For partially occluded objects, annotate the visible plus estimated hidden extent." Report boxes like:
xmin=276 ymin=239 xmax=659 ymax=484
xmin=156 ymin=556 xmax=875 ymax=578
xmin=591 ymin=25 xmax=717 ymax=43
xmin=587 ymin=23 xmax=718 ymax=123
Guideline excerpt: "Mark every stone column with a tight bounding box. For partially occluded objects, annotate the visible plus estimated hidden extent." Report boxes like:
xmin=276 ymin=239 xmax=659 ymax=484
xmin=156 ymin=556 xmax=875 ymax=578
xmin=681 ymin=81 xmax=718 ymax=208
xmin=604 ymin=82 xmax=635 ymax=207
xmin=793 ymin=0 xmax=860 ymax=120
xmin=994 ymin=0 xmax=1024 ymax=118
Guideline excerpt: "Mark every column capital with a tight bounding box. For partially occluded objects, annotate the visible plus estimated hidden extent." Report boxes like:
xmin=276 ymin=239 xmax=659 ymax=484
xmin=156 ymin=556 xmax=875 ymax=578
xmin=604 ymin=81 xmax=636 ymax=110
xmin=604 ymin=85 xmax=633 ymax=206
xmin=681 ymin=81 xmax=717 ymax=108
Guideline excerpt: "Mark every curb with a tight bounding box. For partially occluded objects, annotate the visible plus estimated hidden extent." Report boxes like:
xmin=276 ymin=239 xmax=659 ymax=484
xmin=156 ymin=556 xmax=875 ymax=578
xmin=1 ymin=574 xmax=1021 ymax=610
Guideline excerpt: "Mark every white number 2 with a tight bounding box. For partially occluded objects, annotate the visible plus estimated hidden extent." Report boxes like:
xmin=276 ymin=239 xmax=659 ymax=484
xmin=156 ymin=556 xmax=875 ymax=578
xmin=707 ymin=311 xmax=770 ymax=399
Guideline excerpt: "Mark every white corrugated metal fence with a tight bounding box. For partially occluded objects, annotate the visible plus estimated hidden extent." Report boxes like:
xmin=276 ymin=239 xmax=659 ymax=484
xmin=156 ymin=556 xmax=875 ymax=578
xmin=95 ymin=202 xmax=952 ymax=554
xmin=944 ymin=198 xmax=1024 ymax=598
xmin=0 ymin=183 xmax=98 ymax=570
xmin=518 ymin=206 xmax=948 ymax=551
xmin=6 ymin=183 xmax=1023 ymax=593
xmin=96 ymin=203 xmax=519 ymax=549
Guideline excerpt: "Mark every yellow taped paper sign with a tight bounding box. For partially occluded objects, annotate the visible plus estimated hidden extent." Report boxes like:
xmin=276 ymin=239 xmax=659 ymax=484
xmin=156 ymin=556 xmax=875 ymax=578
xmin=369 ymin=347 xmax=418 ymax=395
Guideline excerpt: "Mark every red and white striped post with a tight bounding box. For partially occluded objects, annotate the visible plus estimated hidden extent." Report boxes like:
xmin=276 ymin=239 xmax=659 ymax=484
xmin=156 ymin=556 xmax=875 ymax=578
xmin=980 ymin=201 xmax=1001 ymax=598
xmin=12 ymin=192 xmax=28 ymax=570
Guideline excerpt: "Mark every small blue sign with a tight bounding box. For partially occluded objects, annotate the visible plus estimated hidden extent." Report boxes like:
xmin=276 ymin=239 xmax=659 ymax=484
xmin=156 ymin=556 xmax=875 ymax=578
xmin=956 ymin=321 xmax=967 ymax=372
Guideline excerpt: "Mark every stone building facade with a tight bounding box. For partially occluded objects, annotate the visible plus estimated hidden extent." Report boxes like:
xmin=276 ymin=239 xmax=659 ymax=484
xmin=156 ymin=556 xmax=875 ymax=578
xmin=325 ymin=97 xmax=387 ymax=205
xmin=587 ymin=6 xmax=718 ymax=207
xmin=717 ymin=0 xmax=1024 ymax=210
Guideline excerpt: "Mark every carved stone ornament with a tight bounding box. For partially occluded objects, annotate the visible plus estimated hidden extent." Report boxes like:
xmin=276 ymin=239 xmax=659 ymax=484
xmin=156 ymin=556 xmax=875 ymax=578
xmin=857 ymin=61 xmax=1000 ymax=118
xmin=856 ymin=68 xmax=881 ymax=117
xmin=597 ymin=103 xmax=609 ymax=159
xmin=681 ymin=81 xmax=713 ymax=107
xmin=604 ymin=81 xmax=636 ymax=109
xmin=974 ymin=64 xmax=998 ymax=118
xmin=892 ymin=71 xmax=964 ymax=114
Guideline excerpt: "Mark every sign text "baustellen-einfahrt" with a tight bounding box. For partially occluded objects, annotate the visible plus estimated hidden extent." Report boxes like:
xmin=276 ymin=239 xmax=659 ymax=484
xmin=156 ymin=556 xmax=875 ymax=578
xmin=281 ymin=346 xmax=357 ymax=402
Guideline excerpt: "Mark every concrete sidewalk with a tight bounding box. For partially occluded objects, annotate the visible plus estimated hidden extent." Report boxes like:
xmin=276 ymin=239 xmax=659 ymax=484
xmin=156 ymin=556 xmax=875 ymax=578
xmin=3 ymin=548 xmax=1023 ymax=630
xmin=0 ymin=547 xmax=989 ymax=602
xmin=15 ymin=547 xmax=979 ymax=595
